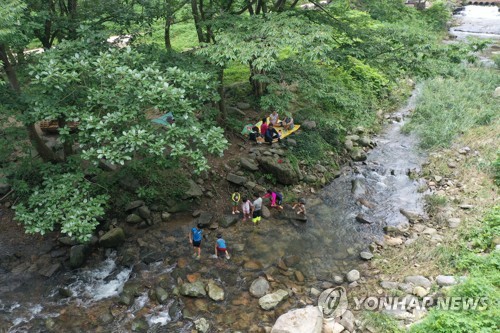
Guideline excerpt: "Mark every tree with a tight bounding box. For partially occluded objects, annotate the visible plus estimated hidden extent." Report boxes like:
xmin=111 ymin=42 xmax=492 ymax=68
xmin=197 ymin=12 xmax=338 ymax=97
xmin=11 ymin=41 xmax=227 ymax=241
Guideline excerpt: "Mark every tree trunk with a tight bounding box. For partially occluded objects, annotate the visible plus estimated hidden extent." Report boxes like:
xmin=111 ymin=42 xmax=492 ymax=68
xmin=191 ymin=0 xmax=205 ymax=43
xmin=0 ymin=44 xmax=21 ymax=92
xmin=217 ymin=68 xmax=226 ymax=121
xmin=0 ymin=44 xmax=60 ymax=162
xmin=164 ymin=17 xmax=173 ymax=50
xmin=58 ymin=118 xmax=73 ymax=160
xmin=67 ymin=0 xmax=78 ymax=40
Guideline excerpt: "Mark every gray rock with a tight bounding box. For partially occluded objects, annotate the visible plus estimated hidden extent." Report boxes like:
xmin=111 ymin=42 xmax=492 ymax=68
xmin=301 ymin=120 xmax=316 ymax=130
xmin=344 ymin=140 xmax=354 ymax=152
xmin=249 ymin=277 xmax=270 ymax=298
xmin=179 ymin=281 xmax=206 ymax=298
xmin=398 ymin=283 xmax=414 ymax=294
xmin=70 ymin=245 xmax=88 ymax=269
xmin=350 ymin=148 xmax=367 ymax=162
xmin=161 ymin=212 xmax=171 ymax=222
xmin=0 ymin=182 xmax=11 ymax=195
xmin=245 ymin=181 xmax=257 ymax=190
xmin=346 ymin=270 xmax=360 ymax=283
xmin=436 ymin=275 xmax=457 ymax=286
xmin=360 ymin=251 xmax=373 ymax=260
xmin=226 ymin=173 xmax=247 ymax=185
xmin=304 ymin=174 xmax=318 ymax=183
xmin=124 ymin=200 xmax=144 ymax=212
xmin=339 ymin=309 xmax=355 ymax=332
xmin=241 ymin=157 xmax=259 ymax=171
xmin=99 ymin=228 xmax=125 ymax=248
xmin=220 ymin=214 xmax=238 ymax=228
xmin=315 ymin=164 xmax=327 ymax=173
xmin=126 ymin=214 xmax=143 ymax=224
xmin=137 ymin=206 xmax=151 ymax=220
xmin=155 ymin=287 xmax=169 ymax=304
xmin=262 ymin=205 xmax=271 ymax=218
xmin=422 ymin=227 xmax=437 ymax=235
xmin=196 ymin=212 xmax=214 ymax=227
xmin=493 ymin=86 xmax=500 ymax=98
xmin=185 ymin=179 xmax=203 ymax=198
xmin=333 ymin=275 xmax=344 ymax=284
xmin=256 ymin=156 xmax=299 ymax=185
xmin=237 ymin=102 xmax=251 ymax=110
xmin=271 ymin=306 xmax=323 ymax=333
xmin=413 ymin=286 xmax=429 ymax=297
xmin=399 ymin=209 xmax=424 ymax=223
xmin=59 ymin=237 xmax=78 ymax=246
xmin=286 ymin=138 xmax=297 ymax=146
xmin=380 ymin=281 xmax=399 ymax=290
xmin=259 ymin=289 xmax=289 ymax=310
xmin=404 ymin=275 xmax=431 ymax=289
xmin=358 ymin=136 xmax=372 ymax=147
xmin=195 ymin=318 xmax=210 ymax=333
xmin=207 ymin=281 xmax=224 ymax=301
xmin=345 ymin=135 xmax=360 ymax=142
xmin=40 ymin=263 xmax=61 ymax=277
xmin=356 ymin=214 xmax=373 ymax=224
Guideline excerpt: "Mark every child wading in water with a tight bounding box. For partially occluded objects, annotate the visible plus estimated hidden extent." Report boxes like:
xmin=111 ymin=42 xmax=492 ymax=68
xmin=231 ymin=192 xmax=241 ymax=214
xmin=215 ymin=234 xmax=230 ymax=259
xmin=241 ymin=197 xmax=252 ymax=222
xmin=293 ymin=198 xmax=306 ymax=215
xmin=251 ymin=192 xmax=263 ymax=225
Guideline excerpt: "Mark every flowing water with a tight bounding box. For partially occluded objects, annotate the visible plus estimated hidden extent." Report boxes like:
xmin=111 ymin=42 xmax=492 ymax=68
xmin=1 ymin=5 xmax=498 ymax=333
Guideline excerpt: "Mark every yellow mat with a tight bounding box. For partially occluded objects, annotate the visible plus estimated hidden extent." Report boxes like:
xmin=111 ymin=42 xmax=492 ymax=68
xmin=255 ymin=118 xmax=300 ymax=140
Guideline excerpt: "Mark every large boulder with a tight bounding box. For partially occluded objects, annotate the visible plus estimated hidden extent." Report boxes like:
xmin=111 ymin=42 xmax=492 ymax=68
xmin=271 ymin=306 xmax=323 ymax=333
xmin=404 ymin=275 xmax=431 ymax=288
xmin=301 ymin=120 xmax=317 ymax=130
xmin=196 ymin=212 xmax=214 ymax=227
xmin=220 ymin=214 xmax=238 ymax=228
xmin=249 ymin=277 xmax=270 ymax=298
xmin=179 ymin=281 xmax=206 ymax=298
xmin=240 ymin=157 xmax=259 ymax=171
xmin=256 ymin=156 xmax=300 ymax=185
xmin=226 ymin=173 xmax=247 ymax=185
xmin=207 ymin=281 xmax=225 ymax=301
xmin=99 ymin=228 xmax=125 ymax=248
xmin=259 ymin=289 xmax=289 ymax=310
xmin=125 ymin=200 xmax=145 ymax=212
xmin=70 ymin=245 xmax=88 ymax=268
xmin=184 ymin=179 xmax=203 ymax=198
xmin=436 ymin=275 xmax=457 ymax=286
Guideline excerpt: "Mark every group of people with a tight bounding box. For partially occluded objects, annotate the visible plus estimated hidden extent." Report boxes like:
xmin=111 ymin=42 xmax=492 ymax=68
xmin=189 ymin=190 xmax=306 ymax=260
xmin=249 ymin=110 xmax=294 ymax=144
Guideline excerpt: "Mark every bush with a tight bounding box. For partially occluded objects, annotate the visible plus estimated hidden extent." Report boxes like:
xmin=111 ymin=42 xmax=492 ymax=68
xmin=403 ymin=67 xmax=500 ymax=149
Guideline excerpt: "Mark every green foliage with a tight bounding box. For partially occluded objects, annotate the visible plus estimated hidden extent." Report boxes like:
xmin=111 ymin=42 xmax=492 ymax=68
xmin=412 ymin=207 xmax=500 ymax=333
xmin=403 ymin=67 xmax=500 ymax=149
xmin=361 ymin=311 xmax=404 ymax=333
xmin=494 ymin=152 xmax=500 ymax=186
xmin=120 ymin=158 xmax=190 ymax=206
xmin=291 ymin=131 xmax=329 ymax=164
xmin=14 ymin=172 xmax=109 ymax=242
xmin=26 ymin=43 xmax=227 ymax=171
xmin=424 ymin=194 xmax=447 ymax=216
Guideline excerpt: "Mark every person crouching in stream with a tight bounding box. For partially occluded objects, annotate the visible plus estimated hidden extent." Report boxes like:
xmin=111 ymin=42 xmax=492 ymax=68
xmin=215 ymin=234 xmax=230 ymax=259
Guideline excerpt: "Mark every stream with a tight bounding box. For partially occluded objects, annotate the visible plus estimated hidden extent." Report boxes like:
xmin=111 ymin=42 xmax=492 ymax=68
xmin=0 ymin=5 xmax=498 ymax=333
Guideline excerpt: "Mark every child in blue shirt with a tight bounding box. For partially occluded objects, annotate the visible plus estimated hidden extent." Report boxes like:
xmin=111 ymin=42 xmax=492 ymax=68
xmin=215 ymin=234 xmax=230 ymax=259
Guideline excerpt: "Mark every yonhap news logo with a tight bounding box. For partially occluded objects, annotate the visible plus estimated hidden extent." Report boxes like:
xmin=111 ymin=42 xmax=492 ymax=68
xmin=318 ymin=287 xmax=495 ymax=316
xmin=318 ymin=287 xmax=348 ymax=318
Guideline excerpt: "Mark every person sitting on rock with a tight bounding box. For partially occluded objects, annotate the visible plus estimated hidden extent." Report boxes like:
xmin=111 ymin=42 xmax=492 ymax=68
xmin=249 ymin=126 xmax=264 ymax=143
xmin=215 ymin=234 xmax=230 ymax=259
xmin=260 ymin=118 xmax=268 ymax=136
xmin=264 ymin=123 xmax=281 ymax=143
xmin=269 ymin=110 xmax=279 ymax=126
xmin=280 ymin=114 xmax=294 ymax=131
xmin=292 ymin=198 xmax=306 ymax=215
xmin=263 ymin=190 xmax=283 ymax=210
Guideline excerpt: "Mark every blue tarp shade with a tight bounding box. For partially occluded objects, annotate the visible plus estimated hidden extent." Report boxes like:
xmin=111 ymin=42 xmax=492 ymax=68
xmin=152 ymin=112 xmax=174 ymax=126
